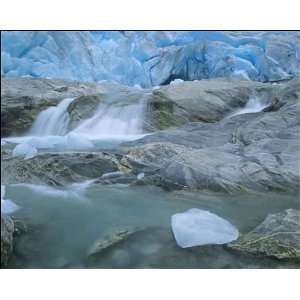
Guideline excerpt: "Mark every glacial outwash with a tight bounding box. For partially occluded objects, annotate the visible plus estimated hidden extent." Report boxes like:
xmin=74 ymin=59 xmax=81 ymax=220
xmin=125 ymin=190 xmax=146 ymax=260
xmin=1 ymin=31 xmax=300 ymax=269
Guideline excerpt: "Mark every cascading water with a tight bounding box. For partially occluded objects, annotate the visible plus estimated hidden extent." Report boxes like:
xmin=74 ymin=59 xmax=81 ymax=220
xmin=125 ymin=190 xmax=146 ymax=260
xmin=73 ymin=101 xmax=145 ymax=139
xmin=228 ymin=96 xmax=269 ymax=118
xmin=28 ymin=98 xmax=75 ymax=136
xmin=3 ymin=94 xmax=147 ymax=154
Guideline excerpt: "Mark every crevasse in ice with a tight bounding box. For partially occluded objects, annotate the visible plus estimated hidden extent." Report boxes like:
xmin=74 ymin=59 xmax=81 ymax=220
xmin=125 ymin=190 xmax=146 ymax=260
xmin=1 ymin=31 xmax=299 ymax=87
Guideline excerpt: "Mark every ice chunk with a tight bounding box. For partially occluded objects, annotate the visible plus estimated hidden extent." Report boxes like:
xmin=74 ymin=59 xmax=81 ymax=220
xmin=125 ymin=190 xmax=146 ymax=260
xmin=171 ymin=208 xmax=239 ymax=248
xmin=8 ymin=134 xmax=94 ymax=152
xmin=12 ymin=142 xmax=38 ymax=159
xmin=64 ymin=132 xmax=94 ymax=150
xmin=170 ymin=78 xmax=184 ymax=85
xmin=1 ymin=199 xmax=20 ymax=214
xmin=1 ymin=185 xmax=20 ymax=214
xmin=137 ymin=172 xmax=145 ymax=180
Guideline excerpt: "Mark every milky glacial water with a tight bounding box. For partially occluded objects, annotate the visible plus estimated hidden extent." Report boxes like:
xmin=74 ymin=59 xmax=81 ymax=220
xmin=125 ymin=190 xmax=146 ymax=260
xmin=5 ymin=184 xmax=300 ymax=269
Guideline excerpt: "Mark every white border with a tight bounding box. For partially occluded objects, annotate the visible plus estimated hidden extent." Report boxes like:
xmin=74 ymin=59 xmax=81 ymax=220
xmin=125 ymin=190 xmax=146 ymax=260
xmin=0 ymin=269 xmax=299 ymax=300
xmin=1 ymin=1 xmax=299 ymax=299
xmin=0 ymin=0 xmax=299 ymax=29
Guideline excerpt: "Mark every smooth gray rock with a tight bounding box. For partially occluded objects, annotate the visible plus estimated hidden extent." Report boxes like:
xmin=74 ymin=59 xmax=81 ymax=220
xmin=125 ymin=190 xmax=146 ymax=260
xmin=1 ymin=76 xmax=275 ymax=137
xmin=1 ymin=151 xmax=120 ymax=186
xmin=1 ymin=214 xmax=14 ymax=267
xmin=228 ymin=209 xmax=300 ymax=261
xmin=122 ymin=78 xmax=300 ymax=193
xmin=1 ymin=76 xmax=105 ymax=137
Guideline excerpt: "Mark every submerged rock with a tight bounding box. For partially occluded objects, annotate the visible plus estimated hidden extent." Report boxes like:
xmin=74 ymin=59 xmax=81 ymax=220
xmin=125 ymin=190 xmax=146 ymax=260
xmin=1 ymin=214 xmax=14 ymax=267
xmin=228 ymin=209 xmax=300 ymax=261
xmin=85 ymin=226 xmax=298 ymax=269
xmin=88 ymin=229 xmax=139 ymax=257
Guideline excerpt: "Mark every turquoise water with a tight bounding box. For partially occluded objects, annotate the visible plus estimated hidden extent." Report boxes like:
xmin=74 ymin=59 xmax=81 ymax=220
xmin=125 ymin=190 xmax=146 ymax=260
xmin=5 ymin=183 xmax=300 ymax=268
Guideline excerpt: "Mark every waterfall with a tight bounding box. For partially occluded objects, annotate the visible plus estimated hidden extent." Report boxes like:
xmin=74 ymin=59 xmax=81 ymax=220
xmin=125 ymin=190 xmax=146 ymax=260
xmin=26 ymin=95 xmax=146 ymax=141
xmin=28 ymin=98 xmax=75 ymax=136
xmin=228 ymin=96 xmax=269 ymax=118
xmin=73 ymin=101 xmax=146 ymax=139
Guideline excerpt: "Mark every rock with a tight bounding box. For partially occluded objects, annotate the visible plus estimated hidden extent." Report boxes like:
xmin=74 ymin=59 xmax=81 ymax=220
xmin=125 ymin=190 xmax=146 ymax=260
xmin=87 ymin=228 xmax=139 ymax=259
xmin=67 ymin=82 xmax=150 ymax=130
xmin=1 ymin=76 xmax=105 ymax=137
xmin=1 ymin=151 xmax=120 ymax=186
xmin=145 ymin=78 xmax=270 ymax=128
xmin=85 ymin=227 xmax=298 ymax=268
xmin=228 ymin=209 xmax=300 ymax=261
xmin=121 ymin=78 xmax=300 ymax=194
xmin=0 ymin=76 xmax=278 ymax=138
xmin=1 ymin=214 xmax=14 ymax=267
xmin=68 ymin=78 xmax=275 ymax=133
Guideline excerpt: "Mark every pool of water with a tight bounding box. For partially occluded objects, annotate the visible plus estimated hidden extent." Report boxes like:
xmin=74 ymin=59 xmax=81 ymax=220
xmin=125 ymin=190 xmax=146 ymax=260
xmin=5 ymin=183 xmax=300 ymax=268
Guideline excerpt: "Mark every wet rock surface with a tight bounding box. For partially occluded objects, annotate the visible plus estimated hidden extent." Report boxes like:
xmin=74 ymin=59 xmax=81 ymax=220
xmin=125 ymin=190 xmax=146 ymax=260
xmin=1 ymin=151 xmax=120 ymax=186
xmin=1 ymin=77 xmax=105 ymax=137
xmin=1 ymin=214 xmax=14 ymax=267
xmin=229 ymin=209 xmax=300 ymax=261
xmin=122 ymin=77 xmax=300 ymax=193
xmin=84 ymin=227 xmax=299 ymax=269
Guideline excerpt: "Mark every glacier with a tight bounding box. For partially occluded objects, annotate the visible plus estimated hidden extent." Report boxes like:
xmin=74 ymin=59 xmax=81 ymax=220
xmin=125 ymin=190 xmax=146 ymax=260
xmin=1 ymin=31 xmax=300 ymax=87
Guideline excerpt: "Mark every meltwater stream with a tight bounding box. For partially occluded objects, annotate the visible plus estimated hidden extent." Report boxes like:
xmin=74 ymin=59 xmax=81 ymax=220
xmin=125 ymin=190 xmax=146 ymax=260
xmin=29 ymin=97 xmax=146 ymax=140
xmin=73 ymin=102 xmax=145 ymax=139
xmin=228 ymin=96 xmax=269 ymax=118
xmin=2 ymin=95 xmax=148 ymax=154
xmin=28 ymin=98 xmax=75 ymax=136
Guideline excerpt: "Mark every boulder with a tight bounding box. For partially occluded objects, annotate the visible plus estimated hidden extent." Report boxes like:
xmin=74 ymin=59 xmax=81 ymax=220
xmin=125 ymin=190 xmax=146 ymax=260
xmin=1 ymin=151 xmax=120 ymax=186
xmin=1 ymin=214 xmax=14 ymax=267
xmin=228 ymin=209 xmax=300 ymax=261
xmin=121 ymin=78 xmax=300 ymax=194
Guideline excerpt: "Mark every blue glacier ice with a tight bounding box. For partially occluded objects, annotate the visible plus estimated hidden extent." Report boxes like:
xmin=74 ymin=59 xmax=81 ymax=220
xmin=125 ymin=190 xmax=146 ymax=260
xmin=1 ymin=31 xmax=300 ymax=87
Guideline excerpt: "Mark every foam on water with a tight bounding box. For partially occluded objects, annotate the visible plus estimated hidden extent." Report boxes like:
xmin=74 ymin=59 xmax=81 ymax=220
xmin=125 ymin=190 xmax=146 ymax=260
xmin=12 ymin=180 xmax=95 ymax=201
xmin=73 ymin=101 xmax=146 ymax=140
xmin=4 ymin=95 xmax=148 ymax=152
